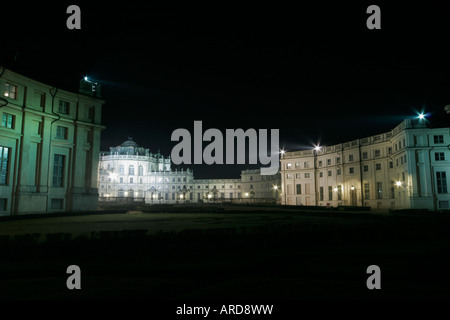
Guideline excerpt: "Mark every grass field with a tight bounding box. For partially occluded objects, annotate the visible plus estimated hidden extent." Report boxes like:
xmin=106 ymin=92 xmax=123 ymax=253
xmin=0 ymin=205 xmax=449 ymax=300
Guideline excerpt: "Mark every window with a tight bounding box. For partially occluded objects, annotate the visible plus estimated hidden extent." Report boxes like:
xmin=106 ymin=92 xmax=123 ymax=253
xmin=434 ymin=135 xmax=444 ymax=144
xmin=337 ymin=168 xmax=341 ymax=175
xmin=349 ymin=167 xmax=354 ymax=174
xmin=250 ymin=184 xmax=253 ymax=189
xmin=250 ymin=176 xmax=253 ymax=181
xmin=389 ymin=161 xmax=393 ymax=169
xmin=364 ymin=183 xmax=370 ymax=200
xmin=118 ymin=189 xmax=124 ymax=197
xmin=436 ymin=172 xmax=447 ymax=194
xmin=296 ymin=184 xmax=301 ymax=195
xmin=0 ymin=198 xmax=7 ymax=211
xmin=119 ymin=165 xmax=124 ymax=175
xmin=36 ymin=91 xmax=46 ymax=108
xmin=435 ymin=152 xmax=445 ymax=161
xmin=376 ymin=163 xmax=381 ymax=170
xmin=0 ymin=146 xmax=10 ymax=185
xmin=387 ymin=147 xmax=392 ymax=155
xmin=221 ymin=193 xmax=225 ymax=198
xmin=52 ymin=154 xmax=65 ymax=187
xmin=4 ymin=83 xmax=18 ymax=99
xmin=286 ymin=173 xmax=292 ymax=179
xmin=1 ymin=113 xmax=15 ymax=129
xmin=56 ymin=126 xmax=68 ymax=139
xmin=328 ymin=186 xmax=333 ymax=201
xmin=319 ymin=172 xmax=323 ymax=178
xmin=363 ymin=165 xmax=369 ymax=172
xmin=376 ymin=182 xmax=383 ymax=199
xmin=439 ymin=201 xmax=449 ymax=209
xmin=362 ymin=152 xmax=368 ymax=159
xmin=130 ymin=178 xmax=133 ymax=183
xmin=296 ymin=173 xmax=301 ymax=179
xmin=229 ymin=193 xmax=233 ymax=199
xmin=58 ymin=100 xmax=70 ymax=114
xmin=328 ymin=170 xmax=332 ymax=177
xmin=129 ymin=165 xmax=134 ymax=175
xmin=374 ymin=150 xmax=381 ymax=157
xmin=119 ymin=177 xmax=123 ymax=183
xmin=319 ymin=187 xmax=324 ymax=201
xmin=138 ymin=165 xmax=143 ymax=176
xmin=304 ymin=173 xmax=310 ymax=178
xmin=286 ymin=163 xmax=292 ymax=169
xmin=336 ymin=157 xmax=341 ymax=164
xmin=327 ymin=159 xmax=331 ymax=166
xmin=348 ymin=155 xmax=354 ymax=162
xmin=304 ymin=162 xmax=309 ymax=168
xmin=337 ymin=185 xmax=342 ymax=200
xmin=318 ymin=160 xmax=323 ymax=167
xmin=51 ymin=199 xmax=64 ymax=210
xmin=87 ymin=106 xmax=95 ymax=121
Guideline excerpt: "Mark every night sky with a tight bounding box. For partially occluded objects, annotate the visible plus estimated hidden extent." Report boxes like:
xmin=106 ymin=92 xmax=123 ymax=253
xmin=1 ymin=3 xmax=449 ymax=178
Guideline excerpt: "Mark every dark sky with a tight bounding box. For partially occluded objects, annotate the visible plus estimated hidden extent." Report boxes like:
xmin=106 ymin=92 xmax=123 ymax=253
xmin=1 ymin=3 xmax=449 ymax=178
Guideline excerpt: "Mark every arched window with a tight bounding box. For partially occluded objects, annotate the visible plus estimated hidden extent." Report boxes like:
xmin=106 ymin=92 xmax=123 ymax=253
xmin=138 ymin=165 xmax=143 ymax=176
xmin=129 ymin=165 xmax=135 ymax=175
xmin=128 ymin=189 xmax=134 ymax=197
xmin=119 ymin=165 xmax=124 ymax=175
xmin=118 ymin=189 xmax=124 ymax=197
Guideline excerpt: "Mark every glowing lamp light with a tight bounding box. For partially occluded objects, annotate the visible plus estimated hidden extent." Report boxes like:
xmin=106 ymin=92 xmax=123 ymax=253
xmin=418 ymin=113 xmax=425 ymax=120
xmin=153 ymin=194 xmax=158 ymax=199
xmin=280 ymin=149 xmax=285 ymax=155
xmin=396 ymin=181 xmax=402 ymax=187
xmin=207 ymin=194 xmax=212 ymax=199
xmin=333 ymin=187 xmax=338 ymax=192
xmin=245 ymin=192 xmax=249 ymax=197
xmin=179 ymin=194 xmax=184 ymax=199
xmin=4 ymin=92 xmax=8 ymax=97
xmin=273 ymin=185 xmax=278 ymax=190
xmin=314 ymin=145 xmax=321 ymax=151
xmin=350 ymin=186 xmax=355 ymax=190
xmin=84 ymin=76 xmax=88 ymax=81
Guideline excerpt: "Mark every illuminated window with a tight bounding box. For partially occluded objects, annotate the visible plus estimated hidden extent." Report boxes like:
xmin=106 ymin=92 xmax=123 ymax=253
xmin=337 ymin=185 xmax=342 ymax=200
xmin=52 ymin=154 xmax=65 ymax=187
xmin=376 ymin=182 xmax=382 ymax=199
xmin=363 ymin=183 xmax=370 ymax=200
xmin=58 ymin=100 xmax=70 ymax=114
xmin=4 ymin=83 xmax=17 ymax=99
xmin=1 ymin=113 xmax=15 ymax=129
xmin=0 ymin=146 xmax=10 ymax=185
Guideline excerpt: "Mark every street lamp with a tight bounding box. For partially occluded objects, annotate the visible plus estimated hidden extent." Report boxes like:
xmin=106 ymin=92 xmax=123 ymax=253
xmin=395 ymin=181 xmax=402 ymax=187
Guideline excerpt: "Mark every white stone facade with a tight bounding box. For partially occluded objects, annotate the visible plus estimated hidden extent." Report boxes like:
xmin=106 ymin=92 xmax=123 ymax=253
xmin=0 ymin=67 xmax=105 ymax=215
xmin=98 ymin=140 xmax=281 ymax=204
xmin=280 ymin=119 xmax=450 ymax=210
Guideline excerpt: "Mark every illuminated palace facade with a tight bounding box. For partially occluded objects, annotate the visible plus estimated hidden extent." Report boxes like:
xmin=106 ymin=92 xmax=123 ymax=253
xmin=280 ymin=119 xmax=450 ymax=211
xmin=98 ymin=138 xmax=281 ymax=204
xmin=0 ymin=67 xmax=105 ymax=215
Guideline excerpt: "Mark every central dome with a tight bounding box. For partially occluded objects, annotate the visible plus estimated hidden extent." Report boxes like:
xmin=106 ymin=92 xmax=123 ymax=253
xmin=120 ymin=137 xmax=139 ymax=148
